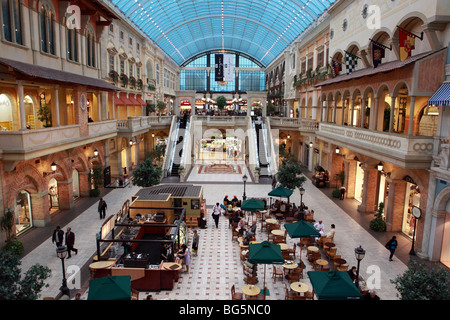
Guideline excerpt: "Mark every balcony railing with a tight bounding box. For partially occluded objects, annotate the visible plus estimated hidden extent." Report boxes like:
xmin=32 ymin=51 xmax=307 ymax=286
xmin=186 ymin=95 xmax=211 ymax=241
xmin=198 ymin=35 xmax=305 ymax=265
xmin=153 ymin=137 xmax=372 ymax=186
xmin=269 ymin=117 xmax=319 ymax=132
xmin=116 ymin=116 xmax=173 ymax=132
xmin=317 ymin=122 xmax=434 ymax=167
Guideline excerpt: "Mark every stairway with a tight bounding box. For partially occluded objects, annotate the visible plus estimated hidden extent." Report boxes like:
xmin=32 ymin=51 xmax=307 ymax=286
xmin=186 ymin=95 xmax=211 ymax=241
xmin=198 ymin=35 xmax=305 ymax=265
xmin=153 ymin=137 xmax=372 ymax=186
xmin=254 ymin=121 xmax=270 ymax=177
xmin=170 ymin=117 xmax=188 ymax=176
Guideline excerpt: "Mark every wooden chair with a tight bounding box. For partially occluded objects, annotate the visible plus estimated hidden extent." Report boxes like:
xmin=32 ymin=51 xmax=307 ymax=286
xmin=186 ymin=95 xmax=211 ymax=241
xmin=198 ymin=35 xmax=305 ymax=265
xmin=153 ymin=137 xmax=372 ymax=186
xmin=287 ymin=269 xmax=301 ymax=283
xmin=315 ymin=236 xmax=327 ymax=247
xmin=255 ymin=287 xmax=267 ymax=300
xmin=287 ymin=243 xmax=296 ymax=259
xmin=131 ymin=288 xmax=139 ymax=300
xmin=284 ymin=287 xmax=298 ymax=300
xmin=337 ymin=264 xmax=349 ymax=271
xmin=305 ymin=291 xmax=314 ymax=300
xmin=245 ymin=275 xmax=258 ymax=285
xmin=282 ymin=251 xmax=291 ymax=260
xmin=272 ymin=265 xmax=284 ymax=282
xmin=321 ymin=266 xmax=330 ymax=271
xmin=231 ymin=284 xmax=243 ymax=300
xmin=308 ymin=251 xmax=321 ymax=263
xmin=326 ymin=248 xmax=337 ymax=260
xmin=292 ymin=295 xmax=307 ymax=300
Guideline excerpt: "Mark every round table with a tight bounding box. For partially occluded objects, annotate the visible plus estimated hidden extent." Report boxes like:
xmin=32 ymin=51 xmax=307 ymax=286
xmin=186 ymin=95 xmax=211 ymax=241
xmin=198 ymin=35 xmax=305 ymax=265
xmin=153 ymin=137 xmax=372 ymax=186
xmin=242 ymin=284 xmax=261 ymax=296
xmin=334 ymin=258 xmax=347 ymax=266
xmin=315 ymin=259 xmax=328 ymax=266
xmin=89 ymin=260 xmax=115 ymax=269
xmin=266 ymin=218 xmax=277 ymax=224
xmin=307 ymin=246 xmax=319 ymax=252
xmin=290 ymin=282 xmax=309 ymax=293
xmin=271 ymin=229 xmax=284 ymax=236
xmin=279 ymin=243 xmax=290 ymax=250
xmin=282 ymin=262 xmax=298 ymax=270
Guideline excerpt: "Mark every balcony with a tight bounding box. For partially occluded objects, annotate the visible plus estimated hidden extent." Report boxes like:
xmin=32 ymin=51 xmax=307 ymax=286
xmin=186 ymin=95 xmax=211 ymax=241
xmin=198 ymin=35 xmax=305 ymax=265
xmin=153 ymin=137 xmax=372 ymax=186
xmin=317 ymin=123 xmax=434 ymax=169
xmin=269 ymin=117 xmax=319 ymax=132
xmin=192 ymin=115 xmax=249 ymax=127
xmin=117 ymin=116 xmax=172 ymax=135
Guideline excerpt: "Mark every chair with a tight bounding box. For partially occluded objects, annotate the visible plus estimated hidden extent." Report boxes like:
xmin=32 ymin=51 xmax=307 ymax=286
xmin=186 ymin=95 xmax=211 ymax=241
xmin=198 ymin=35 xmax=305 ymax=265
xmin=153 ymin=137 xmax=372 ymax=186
xmin=321 ymin=266 xmax=330 ymax=271
xmin=337 ymin=264 xmax=349 ymax=271
xmin=231 ymin=284 xmax=243 ymax=300
xmin=131 ymin=288 xmax=139 ymax=300
xmin=308 ymin=251 xmax=321 ymax=263
xmin=284 ymin=287 xmax=298 ymax=300
xmin=292 ymin=295 xmax=307 ymax=300
xmin=255 ymin=287 xmax=267 ymax=300
xmin=272 ymin=265 xmax=284 ymax=282
xmin=282 ymin=251 xmax=291 ymax=260
xmin=287 ymin=243 xmax=296 ymax=259
xmin=315 ymin=236 xmax=327 ymax=247
xmin=305 ymin=291 xmax=314 ymax=300
xmin=326 ymin=248 xmax=337 ymax=260
xmin=287 ymin=270 xmax=301 ymax=283
xmin=245 ymin=275 xmax=258 ymax=285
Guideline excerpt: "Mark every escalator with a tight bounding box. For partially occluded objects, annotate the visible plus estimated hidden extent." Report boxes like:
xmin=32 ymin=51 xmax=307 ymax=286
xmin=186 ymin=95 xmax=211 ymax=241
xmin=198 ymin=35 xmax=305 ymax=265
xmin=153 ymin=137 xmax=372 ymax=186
xmin=170 ymin=116 xmax=189 ymax=176
xmin=254 ymin=118 xmax=270 ymax=177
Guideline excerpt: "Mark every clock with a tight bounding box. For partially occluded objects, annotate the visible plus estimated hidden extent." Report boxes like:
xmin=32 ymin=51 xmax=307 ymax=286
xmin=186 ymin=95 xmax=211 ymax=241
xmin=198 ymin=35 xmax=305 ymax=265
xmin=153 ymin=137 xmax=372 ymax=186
xmin=80 ymin=93 xmax=87 ymax=111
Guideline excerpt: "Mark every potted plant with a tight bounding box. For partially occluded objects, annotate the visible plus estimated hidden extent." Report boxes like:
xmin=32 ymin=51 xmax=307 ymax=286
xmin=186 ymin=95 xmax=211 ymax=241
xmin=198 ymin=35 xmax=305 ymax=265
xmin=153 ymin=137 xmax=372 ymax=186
xmin=120 ymin=73 xmax=128 ymax=87
xmin=216 ymin=95 xmax=227 ymax=114
xmin=37 ymin=103 xmax=52 ymax=127
xmin=89 ymin=167 xmax=103 ymax=197
xmin=370 ymin=202 xmax=387 ymax=232
xmin=136 ymin=79 xmax=143 ymax=90
xmin=108 ymin=70 xmax=119 ymax=84
xmin=148 ymin=83 xmax=156 ymax=91
xmin=156 ymin=100 xmax=166 ymax=115
xmin=129 ymin=76 xmax=136 ymax=89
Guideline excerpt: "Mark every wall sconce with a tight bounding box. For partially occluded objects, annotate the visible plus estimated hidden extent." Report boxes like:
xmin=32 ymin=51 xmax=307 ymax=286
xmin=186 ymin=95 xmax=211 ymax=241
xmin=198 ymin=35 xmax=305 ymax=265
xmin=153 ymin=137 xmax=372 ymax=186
xmin=43 ymin=162 xmax=57 ymax=177
xmin=287 ymin=134 xmax=290 ymax=139
xmin=93 ymin=149 xmax=99 ymax=157
xmin=335 ymin=146 xmax=340 ymax=154
xmin=309 ymin=141 xmax=313 ymax=148
xmin=152 ymin=133 xmax=155 ymax=138
xmin=129 ymin=139 xmax=133 ymax=146
xmin=377 ymin=162 xmax=383 ymax=172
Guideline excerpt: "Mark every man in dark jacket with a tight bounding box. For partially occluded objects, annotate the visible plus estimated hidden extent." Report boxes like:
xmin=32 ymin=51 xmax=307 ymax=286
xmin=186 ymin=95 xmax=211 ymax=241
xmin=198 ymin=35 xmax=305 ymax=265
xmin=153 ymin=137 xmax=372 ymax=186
xmin=52 ymin=226 xmax=64 ymax=247
xmin=65 ymin=227 xmax=78 ymax=258
xmin=98 ymin=198 xmax=107 ymax=219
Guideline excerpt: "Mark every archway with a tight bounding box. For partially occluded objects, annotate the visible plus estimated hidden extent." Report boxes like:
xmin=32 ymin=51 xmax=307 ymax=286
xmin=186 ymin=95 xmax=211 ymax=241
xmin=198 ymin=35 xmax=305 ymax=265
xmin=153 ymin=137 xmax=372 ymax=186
xmin=48 ymin=177 xmax=59 ymax=213
xmin=0 ymin=92 xmax=14 ymax=131
xmin=14 ymin=190 xmax=32 ymax=235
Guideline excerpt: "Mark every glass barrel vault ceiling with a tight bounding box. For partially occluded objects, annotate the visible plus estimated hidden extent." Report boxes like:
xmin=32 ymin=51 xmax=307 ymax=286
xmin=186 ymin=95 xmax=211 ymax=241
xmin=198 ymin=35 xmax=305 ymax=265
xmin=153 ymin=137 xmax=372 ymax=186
xmin=110 ymin=0 xmax=336 ymax=67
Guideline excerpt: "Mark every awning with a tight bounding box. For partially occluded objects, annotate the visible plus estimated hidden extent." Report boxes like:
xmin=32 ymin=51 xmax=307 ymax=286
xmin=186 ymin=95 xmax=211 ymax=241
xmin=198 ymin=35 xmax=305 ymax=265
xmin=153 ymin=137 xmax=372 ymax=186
xmin=0 ymin=57 xmax=119 ymax=91
xmin=128 ymin=94 xmax=141 ymax=106
xmin=427 ymin=82 xmax=450 ymax=107
xmin=136 ymin=94 xmax=147 ymax=106
xmin=113 ymin=94 xmax=126 ymax=106
xmin=119 ymin=92 xmax=133 ymax=106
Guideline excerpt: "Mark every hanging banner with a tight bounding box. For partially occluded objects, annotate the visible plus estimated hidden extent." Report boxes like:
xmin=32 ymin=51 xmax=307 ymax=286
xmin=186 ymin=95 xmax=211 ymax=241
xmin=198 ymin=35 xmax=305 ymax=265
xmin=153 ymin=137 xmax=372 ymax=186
xmin=223 ymin=54 xmax=234 ymax=82
xmin=399 ymin=29 xmax=415 ymax=61
xmin=215 ymin=54 xmax=224 ymax=81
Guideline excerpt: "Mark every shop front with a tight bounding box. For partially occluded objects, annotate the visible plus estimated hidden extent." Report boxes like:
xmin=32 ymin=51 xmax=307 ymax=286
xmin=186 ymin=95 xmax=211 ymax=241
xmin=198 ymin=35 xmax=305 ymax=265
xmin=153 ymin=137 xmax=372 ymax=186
xmin=15 ymin=190 xmax=32 ymax=235
xmin=199 ymin=135 xmax=243 ymax=161
xmin=402 ymin=176 xmax=421 ymax=238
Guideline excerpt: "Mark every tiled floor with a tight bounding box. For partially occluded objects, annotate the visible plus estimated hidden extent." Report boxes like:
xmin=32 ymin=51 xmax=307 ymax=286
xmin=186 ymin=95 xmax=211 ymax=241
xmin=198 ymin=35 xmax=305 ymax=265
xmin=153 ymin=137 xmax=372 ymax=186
xmin=19 ymin=175 xmax=409 ymax=300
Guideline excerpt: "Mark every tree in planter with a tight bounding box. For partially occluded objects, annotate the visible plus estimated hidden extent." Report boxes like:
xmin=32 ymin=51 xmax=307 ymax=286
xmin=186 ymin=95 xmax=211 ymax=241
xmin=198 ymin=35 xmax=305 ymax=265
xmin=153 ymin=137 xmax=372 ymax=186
xmin=156 ymin=100 xmax=166 ymax=115
xmin=267 ymin=101 xmax=276 ymax=116
xmin=146 ymin=103 xmax=156 ymax=116
xmin=0 ymin=208 xmax=15 ymax=242
xmin=37 ymin=103 xmax=52 ymax=127
xmin=370 ymin=202 xmax=386 ymax=232
xmin=391 ymin=259 xmax=449 ymax=300
xmin=132 ymin=158 xmax=161 ymax=188
xmin=0 ymin=250 xmax=51 ymax=300
xmin=146 ymin=144 xmax=166 ymax=166
xmin=276 ymin=161 xmax=306 ymax=190
xmin=89 ymin=166 xmax=103 ymax=197
xmin=216 ymin=95 xmax=227 ymax=113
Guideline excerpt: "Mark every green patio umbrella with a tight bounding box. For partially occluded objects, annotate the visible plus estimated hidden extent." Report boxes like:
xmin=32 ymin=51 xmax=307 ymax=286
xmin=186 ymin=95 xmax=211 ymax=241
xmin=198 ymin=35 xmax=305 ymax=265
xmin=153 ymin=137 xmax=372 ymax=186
xmin=249 ymin=241 xmax=285 ymax=291
xmin=241 ymin=198 xmax=265 ymax=211
xmin=268 ymin=185 xmax=294 ymax=198
xmin=284 ymin=220 xmax=321 ymax=238
xmin=307 ymin=270 xmax=362 ymax=300
xmin=87 ymin=275 xmax=132 ymax=300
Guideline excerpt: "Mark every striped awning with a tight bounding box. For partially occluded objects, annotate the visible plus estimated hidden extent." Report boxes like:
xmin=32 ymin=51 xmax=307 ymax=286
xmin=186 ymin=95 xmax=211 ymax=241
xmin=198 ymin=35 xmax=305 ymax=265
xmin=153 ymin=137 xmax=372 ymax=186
xmin=427 ymin=82 xmax=450 ymax=107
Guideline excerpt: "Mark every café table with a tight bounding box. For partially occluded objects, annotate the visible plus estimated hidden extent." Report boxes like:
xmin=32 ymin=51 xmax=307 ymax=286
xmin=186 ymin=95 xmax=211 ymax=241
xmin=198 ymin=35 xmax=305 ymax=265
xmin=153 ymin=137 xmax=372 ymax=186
xmin=266 ymin=218 xmax=277 ymax=224
xmin=282 ymin=261 xmax=298 ymax=274
xmin=242 ymin=284 xmax=261 ymax=297
xmin=315 ymin=259 xmax=328 ymax=270
xmin=271 ymin=229 xmax=284 ymax=236
xmin=290 ymin=282 xmax=309 ymax=294
xmin=307 ymin=246 xmax=319 ymax=252
xmin=334 ymin=258 xmax=347 ymax=267
xmin=279 ymin=243 xmax=290 ymax=250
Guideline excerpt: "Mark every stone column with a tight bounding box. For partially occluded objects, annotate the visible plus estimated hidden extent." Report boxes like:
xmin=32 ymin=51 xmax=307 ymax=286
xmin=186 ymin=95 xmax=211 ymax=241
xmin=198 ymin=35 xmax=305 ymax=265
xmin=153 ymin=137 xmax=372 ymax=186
xmin=389 ymin=96 xmax=396 ymax=132
xmin=78 ymin=171 xmax=91 ymax=197
xmin=360 ymin=99 xmax=366 ymax=128
xmin=73 ymin=86 xmax=89 ymax=136
xmin=18 ymin=80 xmax=27 ymax=131
xmin=57 ymin=179 xmax=74 ymax=210
xmin=385 ymin=178 xmax=407 ymax=231
xmin=350 ymin=98 xmax=355 ymax=127
xmin=30 ymin=190 xmax=50 ymax=227
xmin=357 ymin=165 xmax=378 ymax=213
xmin=53 ymin=85 xmax=60 ymax=127
xmin=345 ymin=159 xmax=357 ymax=199
xmin=408 ymin=95 xmax=416 ymax=136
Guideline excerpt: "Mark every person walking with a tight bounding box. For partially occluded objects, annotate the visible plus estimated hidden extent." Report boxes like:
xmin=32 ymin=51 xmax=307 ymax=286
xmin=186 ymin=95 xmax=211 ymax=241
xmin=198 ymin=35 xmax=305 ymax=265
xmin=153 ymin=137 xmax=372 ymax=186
xmin=385 ymin=236 xmax=398 ymax=261
xmin=192 ymin=229 xmax=199 ymax=257
xmin=176 ymin=244 xmax=191 ymax=273
xmin=339 ymin=185 xmax=346 ymax=200
xmin=98 ymin=198 xmax=107 ymax=219
xmin=212 ymin=202 xmax=221 ymax=228
xmin=65 ymin=227 xmax=78 ymax=258
xmin=52 ymin=226 xmax=64 ymax=247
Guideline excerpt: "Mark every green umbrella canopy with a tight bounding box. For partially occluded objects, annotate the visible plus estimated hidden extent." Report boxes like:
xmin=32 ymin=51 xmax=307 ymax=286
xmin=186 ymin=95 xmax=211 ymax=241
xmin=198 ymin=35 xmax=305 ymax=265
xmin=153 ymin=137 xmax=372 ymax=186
xmin=268 ymin=185 xmax=294 ymax=198
xmin=249 ymin=241 xmax=284 ymax=264
xmin=284 ymin=220 xmax=321 ymax=238
xmin=87 ymin=275 xmax=132 ymax=300
xmin=307 ymin=271 xmax=362 ymax=300
xmin=241 ymin=198 xmax=265 ymax=211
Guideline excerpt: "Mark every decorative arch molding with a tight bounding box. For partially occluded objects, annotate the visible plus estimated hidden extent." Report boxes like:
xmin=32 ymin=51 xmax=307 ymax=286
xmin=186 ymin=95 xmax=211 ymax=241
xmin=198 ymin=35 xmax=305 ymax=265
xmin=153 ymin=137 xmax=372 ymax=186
xmin=433 ymin=186 xmax=450 ymax=213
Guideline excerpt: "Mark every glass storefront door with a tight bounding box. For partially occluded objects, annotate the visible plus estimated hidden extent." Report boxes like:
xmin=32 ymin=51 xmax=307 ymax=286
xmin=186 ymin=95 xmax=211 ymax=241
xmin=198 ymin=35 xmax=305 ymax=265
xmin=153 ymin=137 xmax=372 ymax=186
xmin=402 ymin=182 xmax=420 ymax=238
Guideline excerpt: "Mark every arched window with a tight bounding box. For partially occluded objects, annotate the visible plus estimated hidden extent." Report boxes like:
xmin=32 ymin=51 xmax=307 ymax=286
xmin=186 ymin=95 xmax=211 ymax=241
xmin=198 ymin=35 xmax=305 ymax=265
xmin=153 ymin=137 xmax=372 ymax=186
xmin=67 ymin=27 xmax=78 ymax=62
xmin=86 ymin=27 xmax=96 ymax=67
xmin=1 ymin=0 xmax=23 ymax=44
xmin=39 ymin=2 xmax=55 ymax=54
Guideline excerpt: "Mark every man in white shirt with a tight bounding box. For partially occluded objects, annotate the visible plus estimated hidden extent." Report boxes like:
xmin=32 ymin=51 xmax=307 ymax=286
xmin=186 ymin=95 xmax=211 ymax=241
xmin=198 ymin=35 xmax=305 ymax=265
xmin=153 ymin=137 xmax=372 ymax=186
xmin=314 ymin=220 xmax=325 ymax=236
xmin=212 ymin=202 xmax=221 ymax=228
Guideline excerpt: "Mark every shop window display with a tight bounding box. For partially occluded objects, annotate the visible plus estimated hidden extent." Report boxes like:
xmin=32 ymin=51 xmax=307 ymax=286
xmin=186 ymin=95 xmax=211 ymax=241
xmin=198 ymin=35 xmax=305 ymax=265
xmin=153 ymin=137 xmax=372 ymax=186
xmin=403 ymin=182 xmax=420 ymax=238
xmin=14 ymin=190 xmax=32 ymax=235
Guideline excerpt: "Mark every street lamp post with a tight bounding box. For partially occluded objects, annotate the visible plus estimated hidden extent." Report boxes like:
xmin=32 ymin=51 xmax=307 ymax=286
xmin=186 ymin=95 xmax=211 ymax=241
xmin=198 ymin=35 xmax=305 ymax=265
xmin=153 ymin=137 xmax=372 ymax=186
xmin=56 ymin=246 xmax=69 ymax=296
xmin=299 ymin=187 xmax=305 ymax=220
xmin=242 ymin=174 xmax=248 ymax=200
xmin=354 ymin=245 xmax=366 ymax=290
xmin=409 ymin=206 xmax=422 ymax=255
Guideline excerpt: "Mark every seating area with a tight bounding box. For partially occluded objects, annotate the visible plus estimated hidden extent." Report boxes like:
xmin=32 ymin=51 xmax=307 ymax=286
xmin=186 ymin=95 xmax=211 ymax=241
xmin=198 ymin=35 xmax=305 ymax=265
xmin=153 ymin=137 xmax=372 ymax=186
xmin=228 ymin=197 xmax=359 ymax=300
